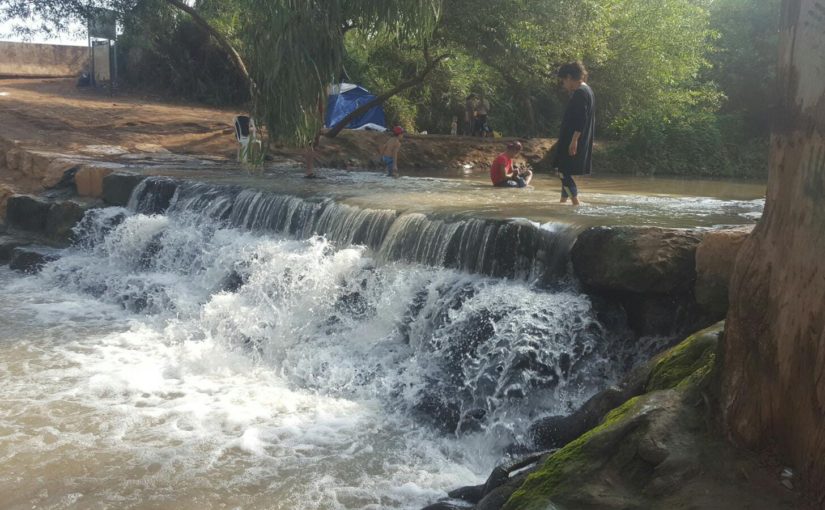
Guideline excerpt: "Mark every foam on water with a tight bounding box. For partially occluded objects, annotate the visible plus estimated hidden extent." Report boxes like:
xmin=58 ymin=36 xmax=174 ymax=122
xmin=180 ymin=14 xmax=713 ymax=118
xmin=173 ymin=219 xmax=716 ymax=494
xmin=0 ymin=206 xmax=632 ymax=509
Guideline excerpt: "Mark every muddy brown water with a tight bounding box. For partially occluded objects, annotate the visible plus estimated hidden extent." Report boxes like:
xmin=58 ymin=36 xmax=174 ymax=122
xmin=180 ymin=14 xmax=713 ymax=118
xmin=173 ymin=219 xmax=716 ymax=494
xmin=0 ymin=167 xmax=764 ymax=509
xmin=144 ymin=165 xmax=766 ymax=229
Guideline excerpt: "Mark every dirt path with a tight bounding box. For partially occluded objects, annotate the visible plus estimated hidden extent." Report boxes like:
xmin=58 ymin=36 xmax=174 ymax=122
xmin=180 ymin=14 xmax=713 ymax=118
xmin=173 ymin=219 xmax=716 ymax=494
xmin=0 ymin=78 xmax=557 ymax=171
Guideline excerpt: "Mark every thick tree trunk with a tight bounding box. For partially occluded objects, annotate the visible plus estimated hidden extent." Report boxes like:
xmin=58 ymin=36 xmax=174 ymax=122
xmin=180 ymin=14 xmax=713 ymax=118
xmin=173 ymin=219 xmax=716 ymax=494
xmin=324 ymin=54 xmax=448 ymax=138
xmin=720 ymin=0 xmax=825 ymax=504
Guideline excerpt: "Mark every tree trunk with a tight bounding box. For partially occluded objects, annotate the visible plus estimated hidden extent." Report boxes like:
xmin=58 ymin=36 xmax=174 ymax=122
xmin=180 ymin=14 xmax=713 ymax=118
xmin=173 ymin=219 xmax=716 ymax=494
xmin=720 ymin=0 xmax=825 ymax=504
xmin=324 ymin=54 xmax=448 ymax=138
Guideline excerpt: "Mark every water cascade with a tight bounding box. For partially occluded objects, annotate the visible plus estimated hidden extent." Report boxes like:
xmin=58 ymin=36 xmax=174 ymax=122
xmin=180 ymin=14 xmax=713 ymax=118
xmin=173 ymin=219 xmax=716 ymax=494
xmin=130 ymin=177 xmax=579 ymax=283
xmin=0 ymin=178 xmax=649 ymax=509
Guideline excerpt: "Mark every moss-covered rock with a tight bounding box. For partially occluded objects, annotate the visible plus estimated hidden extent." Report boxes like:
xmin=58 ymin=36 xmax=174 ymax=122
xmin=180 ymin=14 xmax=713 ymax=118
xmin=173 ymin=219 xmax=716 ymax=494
xmin=503 ymin=322 xmax=734 ymax=510
xmin=503 ymin=394 xmax=663 ymax=510
xmin=645 ymin=322 xmax=722 ymax=392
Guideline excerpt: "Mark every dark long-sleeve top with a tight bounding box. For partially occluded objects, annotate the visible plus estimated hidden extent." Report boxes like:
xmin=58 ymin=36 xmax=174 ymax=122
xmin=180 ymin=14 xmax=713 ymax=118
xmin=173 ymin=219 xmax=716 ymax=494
xmin=553 ymin=83 xmax=595 ymax=175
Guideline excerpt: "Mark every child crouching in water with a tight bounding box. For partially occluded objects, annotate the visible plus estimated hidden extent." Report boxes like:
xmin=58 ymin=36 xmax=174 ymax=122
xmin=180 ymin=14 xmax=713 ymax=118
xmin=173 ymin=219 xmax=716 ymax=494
xmin=379 ymin=126 xmax=405 ymax=177
xmin=490 ymin=141 xmax=533 ymax=188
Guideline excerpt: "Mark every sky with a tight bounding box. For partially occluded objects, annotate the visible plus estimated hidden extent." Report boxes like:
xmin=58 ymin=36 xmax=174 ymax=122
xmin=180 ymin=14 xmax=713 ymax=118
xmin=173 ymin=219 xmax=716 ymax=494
xmin=0 ymin=18 xmax=88 ymax=46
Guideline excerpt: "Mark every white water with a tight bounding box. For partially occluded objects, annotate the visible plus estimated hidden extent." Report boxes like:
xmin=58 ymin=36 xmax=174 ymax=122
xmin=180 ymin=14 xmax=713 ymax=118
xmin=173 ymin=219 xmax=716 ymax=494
xmin=0 ymin=207 xmax=630 ymax=509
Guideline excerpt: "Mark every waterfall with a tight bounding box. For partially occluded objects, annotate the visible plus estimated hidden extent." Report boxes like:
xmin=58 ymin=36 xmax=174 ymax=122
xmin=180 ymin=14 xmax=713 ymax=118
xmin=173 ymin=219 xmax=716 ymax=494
xmin=0 ymin=178 xmax=646 ymax=509
xmin=127 ymin=177 xmax=578 ymax=284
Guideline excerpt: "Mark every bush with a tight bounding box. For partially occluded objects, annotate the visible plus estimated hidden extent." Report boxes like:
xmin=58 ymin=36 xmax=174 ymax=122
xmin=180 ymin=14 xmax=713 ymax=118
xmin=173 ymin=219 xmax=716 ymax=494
xmin=603 ymin=110 xmax=768 ymax=179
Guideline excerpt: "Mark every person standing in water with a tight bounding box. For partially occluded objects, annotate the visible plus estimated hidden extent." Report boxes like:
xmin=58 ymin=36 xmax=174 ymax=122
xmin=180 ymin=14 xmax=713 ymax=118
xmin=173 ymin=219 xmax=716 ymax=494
xmin=379 ymin=126 xmax=404 ymax=177
xmin=553 ymin=61 xmax=595 ymax=205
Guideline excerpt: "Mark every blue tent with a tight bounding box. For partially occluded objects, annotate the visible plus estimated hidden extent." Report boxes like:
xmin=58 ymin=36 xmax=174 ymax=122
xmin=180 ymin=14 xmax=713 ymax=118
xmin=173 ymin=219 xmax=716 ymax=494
xmin=325 ymin=83 xmax=387 ymax=131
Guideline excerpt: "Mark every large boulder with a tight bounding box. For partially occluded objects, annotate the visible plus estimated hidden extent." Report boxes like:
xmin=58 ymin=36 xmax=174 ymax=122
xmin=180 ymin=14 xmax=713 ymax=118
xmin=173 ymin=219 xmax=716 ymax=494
xmin=571 ymin=226 xmax=704 ymax=294
xmin=9 ymin=245 xmax=60 ymax=273
xmin=5 ymin=195 xmax=51 ymax=232
xmin=102 ymin=172 xmax=146 ymax=206
xmin=694 ymin=226 xmax=753 ymax=319
xmin=45 ymin=200 xmax=88 ymax=244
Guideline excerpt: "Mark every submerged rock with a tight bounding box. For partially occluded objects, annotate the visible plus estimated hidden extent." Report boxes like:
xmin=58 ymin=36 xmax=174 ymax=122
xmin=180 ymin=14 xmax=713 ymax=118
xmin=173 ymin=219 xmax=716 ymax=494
xmin=9 ymin=245 xmax=60 ymax=273
xmin=0 ymin=234 xmax=36 ymax=264
xmin=571 ymin=226 xmax=703 ymax=294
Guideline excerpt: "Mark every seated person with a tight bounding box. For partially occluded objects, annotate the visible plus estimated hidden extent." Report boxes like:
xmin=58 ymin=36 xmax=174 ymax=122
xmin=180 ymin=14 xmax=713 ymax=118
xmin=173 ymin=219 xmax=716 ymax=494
xmin=490 ymin=141 xmax=533 ymax=187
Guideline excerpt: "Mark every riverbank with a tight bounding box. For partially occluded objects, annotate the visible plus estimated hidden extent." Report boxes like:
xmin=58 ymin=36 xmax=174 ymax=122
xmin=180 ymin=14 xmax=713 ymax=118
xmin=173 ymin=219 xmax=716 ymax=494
xmin=0 ymin=78 xmax=768 ymax=196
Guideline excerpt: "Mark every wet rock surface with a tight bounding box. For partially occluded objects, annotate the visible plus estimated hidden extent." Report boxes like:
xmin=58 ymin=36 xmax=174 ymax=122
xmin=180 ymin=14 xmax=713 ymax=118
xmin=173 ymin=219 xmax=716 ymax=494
xmin=9 ymin=245 xmax=60 ymax=273
xmin=6 ymin=195 xmax=52 ymax=232
xmin=102 ymin=172 xmax=146 ymax=206
xmin=572 ymin=226 xmax=704 ymax=294
xmin=0 ymin=233 xmax=36 ymax=263
xmin=45 ymin=200 xmax=87 ymax=244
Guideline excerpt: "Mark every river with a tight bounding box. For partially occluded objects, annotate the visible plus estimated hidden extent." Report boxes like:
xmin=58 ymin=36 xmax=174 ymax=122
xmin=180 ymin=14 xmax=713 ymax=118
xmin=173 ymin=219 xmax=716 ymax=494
xmin=0 ymin=174 xmax=764 ymax=509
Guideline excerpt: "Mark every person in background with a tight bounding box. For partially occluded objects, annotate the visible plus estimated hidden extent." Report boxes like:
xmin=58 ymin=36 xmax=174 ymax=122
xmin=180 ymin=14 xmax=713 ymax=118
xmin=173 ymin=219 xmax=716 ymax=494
xmin=379 ymin=126 xmax=404 ymax=177
xmin=474 ymin=92 xmax=491 ymax=137
xmin=450 ymin=116 xmax=458 ymax=136
xmin=465 ymin=94 xmax=478 ymax=136
xmin=490 ymin=141 xmax=532 ymax=188
xmin=553 ymin=61 xmax=595 ymax=205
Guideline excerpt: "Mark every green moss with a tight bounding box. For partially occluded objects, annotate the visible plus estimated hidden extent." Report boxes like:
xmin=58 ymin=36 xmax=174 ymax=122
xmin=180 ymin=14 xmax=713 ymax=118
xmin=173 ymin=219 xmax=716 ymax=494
xmin=645 ymin=322 xmax=723 ymax=392
xmin=503 ymin=397 xmax=643 ymax=510
xmin=503 ymin=323 xmax=727 ymax=510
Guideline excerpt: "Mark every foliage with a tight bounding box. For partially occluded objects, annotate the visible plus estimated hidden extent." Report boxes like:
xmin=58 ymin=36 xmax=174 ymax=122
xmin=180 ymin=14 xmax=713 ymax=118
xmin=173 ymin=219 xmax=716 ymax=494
xmin=238 ymin=0 xmax=440 ymax=147
xmin=706 ymin=0 xmax=781 ymax=135
xmin=2 ymin=0 xmax=781 ymax=177
xmin=118 ymin=1 xmax=248 ymax=105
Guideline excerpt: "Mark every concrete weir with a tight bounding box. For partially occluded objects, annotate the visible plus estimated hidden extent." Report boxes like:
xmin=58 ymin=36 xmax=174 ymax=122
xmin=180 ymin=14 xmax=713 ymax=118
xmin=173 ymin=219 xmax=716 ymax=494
xmin=0 ymin=167 xmax=756 ymax=340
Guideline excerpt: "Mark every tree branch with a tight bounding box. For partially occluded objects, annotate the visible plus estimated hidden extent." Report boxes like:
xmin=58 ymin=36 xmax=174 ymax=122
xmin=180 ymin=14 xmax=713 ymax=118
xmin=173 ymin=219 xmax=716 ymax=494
xmin=324 ymin=53 xmax=450 ymax=138
xmin=164 ymin=0 xmax=258 ymax=100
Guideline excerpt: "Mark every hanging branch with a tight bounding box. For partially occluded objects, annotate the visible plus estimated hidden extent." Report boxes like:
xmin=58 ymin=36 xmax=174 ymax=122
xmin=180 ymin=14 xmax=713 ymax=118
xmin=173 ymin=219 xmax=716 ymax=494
xmin=164 ymin=0 xmax=258 ymax=100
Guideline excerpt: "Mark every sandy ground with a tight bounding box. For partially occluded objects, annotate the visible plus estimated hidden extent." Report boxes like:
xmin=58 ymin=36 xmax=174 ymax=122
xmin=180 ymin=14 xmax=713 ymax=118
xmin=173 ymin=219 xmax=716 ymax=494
xmin=0 ymin=78 xmax=556 ymax=171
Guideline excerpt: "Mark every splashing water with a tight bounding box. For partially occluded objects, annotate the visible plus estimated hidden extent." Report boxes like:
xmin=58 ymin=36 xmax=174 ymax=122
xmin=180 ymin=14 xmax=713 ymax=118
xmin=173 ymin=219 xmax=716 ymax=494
xmin=0 ymin=202 xmax=633 ymax=509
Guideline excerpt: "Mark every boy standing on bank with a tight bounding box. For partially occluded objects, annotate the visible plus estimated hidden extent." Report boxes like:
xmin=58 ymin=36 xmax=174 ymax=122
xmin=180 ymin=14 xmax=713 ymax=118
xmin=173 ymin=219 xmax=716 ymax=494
xmin=554 ymin=61 xmax=595 ymax=206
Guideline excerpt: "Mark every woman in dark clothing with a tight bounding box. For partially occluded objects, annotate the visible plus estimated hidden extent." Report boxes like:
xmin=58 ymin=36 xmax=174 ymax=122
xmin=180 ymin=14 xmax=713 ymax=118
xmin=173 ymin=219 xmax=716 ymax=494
xmin=553 ymin=61 xmax=595 ymax=206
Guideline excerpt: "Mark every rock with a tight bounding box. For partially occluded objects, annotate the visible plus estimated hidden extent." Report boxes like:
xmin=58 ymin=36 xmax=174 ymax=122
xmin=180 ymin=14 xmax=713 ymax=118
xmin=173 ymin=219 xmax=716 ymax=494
xmin=0 ymin=234 xmax=34 ymax=264
xmin=9 ymin=245 xmax=60 ymax=273
xmin=5 ymin=195 xmax=51 ymax=232
xmin=529 ymin=386 xmax=628 ymax=450
xmin=74 ymin=166 xmax=114 ymax=197
xmin=644 ymin=322 xmax=722 ymax=392
xmin=694 ymin=226 xmax=753 ymax=319
xmin=412 ymin=392 xmax=461 ymax=433
xmin=0 ymin=183 xmax=14 ymax=219
xmin=45 ymin=201 xmax=87 ymax=244
xmin=102 ymin=172 xmax=146 ymax=206
xmin=571 ymin=226 xmax=704 ymax=294
xmin=49 ymin=165 xmax=81 ymax=190
xmin=420 ymin=503 xmax=467 ymax=510
xmin=131 ymin=177 xmax=178 ymax=214
xmin=622 ymin=293 xmax=704 ymax=338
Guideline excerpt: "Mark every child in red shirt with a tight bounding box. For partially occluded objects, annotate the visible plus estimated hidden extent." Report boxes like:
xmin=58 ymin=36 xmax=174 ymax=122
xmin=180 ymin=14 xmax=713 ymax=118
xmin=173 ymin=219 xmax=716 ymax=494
xmin=490 ymin=141 xmax=532 ymax=187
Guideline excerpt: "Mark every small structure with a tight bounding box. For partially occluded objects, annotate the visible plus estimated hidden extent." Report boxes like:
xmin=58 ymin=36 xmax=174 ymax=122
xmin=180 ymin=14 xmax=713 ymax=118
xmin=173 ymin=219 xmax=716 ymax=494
xmin=87 ymin=7 xmax=118 ymax=87
xmin=325 ymin=83 xmax=386 ymax=131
